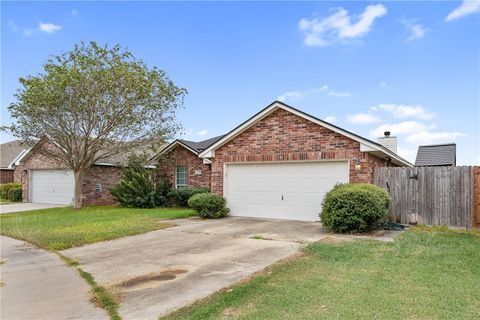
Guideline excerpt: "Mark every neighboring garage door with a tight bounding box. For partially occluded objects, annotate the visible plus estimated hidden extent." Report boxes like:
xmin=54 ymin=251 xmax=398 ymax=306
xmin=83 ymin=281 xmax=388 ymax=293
xmin=225 ymin=161 xmax=349 ymax=221
xmin=30 ymin=170 xmax=74 ymax=205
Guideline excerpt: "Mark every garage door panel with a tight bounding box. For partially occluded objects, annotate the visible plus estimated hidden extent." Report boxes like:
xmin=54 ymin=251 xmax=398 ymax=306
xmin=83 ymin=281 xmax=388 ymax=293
xmin=31 ymin=170 xmax=74 ymax=205
xmin=225 ymin=161 xmax=349 ymax=221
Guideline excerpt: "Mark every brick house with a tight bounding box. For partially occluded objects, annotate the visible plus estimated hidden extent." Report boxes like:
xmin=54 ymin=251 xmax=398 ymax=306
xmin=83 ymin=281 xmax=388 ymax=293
xmin=159 ymin=101 xmax=411 ymax=221
xmin=0 ymin=140 xmax=28 ymax=183
xmin=13 ymin=101 xmax=411 ymax=219
xmin=13 ymin=138 xmax=132 ymax=206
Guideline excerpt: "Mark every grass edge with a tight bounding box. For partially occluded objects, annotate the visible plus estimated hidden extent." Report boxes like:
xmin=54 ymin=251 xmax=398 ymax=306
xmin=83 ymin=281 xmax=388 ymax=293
xmin=57 ymin=253 xmax=121 ymax=320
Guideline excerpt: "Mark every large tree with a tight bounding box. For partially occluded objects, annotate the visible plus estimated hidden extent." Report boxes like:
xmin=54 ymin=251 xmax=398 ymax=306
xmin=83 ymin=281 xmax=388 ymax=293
xmin=5 ymin=41 xmax=186 ymax=209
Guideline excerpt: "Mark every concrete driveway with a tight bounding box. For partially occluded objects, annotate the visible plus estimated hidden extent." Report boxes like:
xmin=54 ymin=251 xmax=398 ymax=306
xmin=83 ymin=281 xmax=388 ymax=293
xmin=1 ymin=236 xmax=107 ymax=320
xmin=0 ymin=202 xmax=65 ymax=214
xmin=62 ymin=217 xmax=327 ymax=320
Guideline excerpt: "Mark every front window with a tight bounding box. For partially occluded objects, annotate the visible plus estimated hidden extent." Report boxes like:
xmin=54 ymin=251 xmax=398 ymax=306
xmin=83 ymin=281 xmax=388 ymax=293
xmin=176 ymin=165 xmax=188 ymax=189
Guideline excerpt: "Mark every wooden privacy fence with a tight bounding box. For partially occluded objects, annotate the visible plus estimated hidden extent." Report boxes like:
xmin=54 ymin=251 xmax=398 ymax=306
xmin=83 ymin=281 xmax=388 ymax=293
xmin=373 ymin=166 xmax=479 ymax=229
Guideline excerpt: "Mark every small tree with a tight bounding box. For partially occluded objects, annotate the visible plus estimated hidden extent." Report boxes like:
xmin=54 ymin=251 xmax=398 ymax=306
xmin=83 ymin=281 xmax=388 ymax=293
xmin=4 ymin=41 xmax=185 ymax=209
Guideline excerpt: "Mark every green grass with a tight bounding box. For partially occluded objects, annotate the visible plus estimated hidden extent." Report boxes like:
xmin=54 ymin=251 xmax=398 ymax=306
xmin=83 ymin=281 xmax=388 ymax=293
xmin=165 ymin=227 xmax=480 ymax=320
xmin=78 ymin=269 xmax=121 ymax=320
xmin=0 ymin=198 xmax=12 ymax=204
xmin=0 ymin=206 xmax=195 ymax=250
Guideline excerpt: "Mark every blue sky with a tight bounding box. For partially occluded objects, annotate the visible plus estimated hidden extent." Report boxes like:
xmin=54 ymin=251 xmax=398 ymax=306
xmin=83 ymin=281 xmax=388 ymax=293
xmin=1 ymin=1 xmax=479 ymax=164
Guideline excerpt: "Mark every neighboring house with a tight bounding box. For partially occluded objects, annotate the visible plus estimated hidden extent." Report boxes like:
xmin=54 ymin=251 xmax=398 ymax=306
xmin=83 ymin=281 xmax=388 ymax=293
xmin=159 ymin=101 xmax=412 ymax=221
xmin=13 ymin=137 xmax=155 ymax=206
xmin=0 ymin=140 xmax=28 ymax=183
xmin=415 ymin=143 xmax=456 ymax=167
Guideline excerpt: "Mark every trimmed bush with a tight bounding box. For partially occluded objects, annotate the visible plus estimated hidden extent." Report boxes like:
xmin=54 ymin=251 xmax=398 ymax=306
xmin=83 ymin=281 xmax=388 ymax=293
xmin=110 ymin=166 xmax=171 ymax=208
xmin=168 ymin=187 xmax=210 ymax=207
xmin=188 ymin=193 xmax=229 ymax=219
xmin=0 ymin=183 xmax=22 ymax=199
xmin=7 ymin=187 xmax=22 ymax=202
xmin=320 ymin=183 xmax=390 ymax=233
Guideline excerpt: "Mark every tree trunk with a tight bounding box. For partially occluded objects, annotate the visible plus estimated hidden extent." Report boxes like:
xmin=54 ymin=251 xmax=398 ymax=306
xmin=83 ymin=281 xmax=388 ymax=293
xmin=73 ymin=169 xmax=86 ymax=210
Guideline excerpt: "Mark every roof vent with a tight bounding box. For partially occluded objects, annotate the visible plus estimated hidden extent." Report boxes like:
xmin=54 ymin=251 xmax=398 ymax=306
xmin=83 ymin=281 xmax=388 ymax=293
xmin=378 ymin=132 xmax=397 ymax=153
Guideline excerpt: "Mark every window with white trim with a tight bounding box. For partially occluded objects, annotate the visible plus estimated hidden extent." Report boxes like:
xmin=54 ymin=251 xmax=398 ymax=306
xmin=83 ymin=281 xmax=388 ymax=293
xmin=175 ymin=165 xmax=188 ymax=189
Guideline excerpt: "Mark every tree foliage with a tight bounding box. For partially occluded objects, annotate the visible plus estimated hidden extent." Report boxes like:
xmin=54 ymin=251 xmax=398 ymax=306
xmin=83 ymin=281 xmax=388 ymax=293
xmin=4 ymin=41 xmax=186 ymax=208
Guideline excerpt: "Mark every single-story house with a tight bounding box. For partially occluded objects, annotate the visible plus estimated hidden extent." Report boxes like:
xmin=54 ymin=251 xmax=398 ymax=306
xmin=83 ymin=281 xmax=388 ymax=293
xmin=13 ymin=101 xmax=412 ymax=219
xmin=159 ymin=101 xmax=412 ymax=221
xmin=0 ymin=140 xmax=28 ymax=183
xmin=415 ymin=143 xmax=456 ymax=167
xmin=12 ymin=137 xmax=140 ymax=206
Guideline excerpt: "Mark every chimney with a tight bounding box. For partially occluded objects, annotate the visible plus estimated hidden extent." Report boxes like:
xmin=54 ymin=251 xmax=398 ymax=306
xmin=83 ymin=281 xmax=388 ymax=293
xmin=377 ymin=131 xmax=397 ymax=153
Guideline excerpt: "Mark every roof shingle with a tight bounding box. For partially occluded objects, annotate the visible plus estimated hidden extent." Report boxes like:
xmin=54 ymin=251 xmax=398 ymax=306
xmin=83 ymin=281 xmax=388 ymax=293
xmin=415 ymin=143 xmax=456 ymax=167
xmin=0 ymin=140 xmax=28 ymax=168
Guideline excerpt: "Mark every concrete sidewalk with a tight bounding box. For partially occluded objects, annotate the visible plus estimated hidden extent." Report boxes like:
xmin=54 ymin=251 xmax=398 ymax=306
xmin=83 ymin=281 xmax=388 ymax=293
xmin=0 ymin=203 xmax=65 ymax=214
xmin=0 ymin=236 xmax=107 ymax=320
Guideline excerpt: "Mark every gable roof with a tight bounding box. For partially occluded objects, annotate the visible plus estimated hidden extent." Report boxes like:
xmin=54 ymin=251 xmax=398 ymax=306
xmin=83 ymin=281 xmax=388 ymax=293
xmin=15 ymin=136 xmax=159 ymax=168
xmin=180 ymin=135 xmax=225 ymax=153
xmin=198 ymin=101 xmax=413 ymax=167
xmin=415 ymin=143 xmax=456 ymax=167
xmin=0 ymin=140 xmax=28 ymax=169
xmin=159 ymin=135 xmax=225 ymax=156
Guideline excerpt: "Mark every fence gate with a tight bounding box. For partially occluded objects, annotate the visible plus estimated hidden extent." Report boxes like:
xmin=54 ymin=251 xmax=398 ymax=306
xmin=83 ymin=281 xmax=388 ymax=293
xmin=373 ymin=166 xmax=475 ymax=229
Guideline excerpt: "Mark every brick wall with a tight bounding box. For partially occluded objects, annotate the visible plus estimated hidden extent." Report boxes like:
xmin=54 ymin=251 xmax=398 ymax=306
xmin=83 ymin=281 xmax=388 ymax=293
xmin=17 ymin=141 xmax=120 ymax=205
xmin=81 ymin=165 xmax=120 ymax=206
xmin=210 ymin=108 xmax=392 ymax=195
xmin=160 ymin=145 xmax=211 ymax=189
xmin=0 ymin=169 xmax=14 ymax=183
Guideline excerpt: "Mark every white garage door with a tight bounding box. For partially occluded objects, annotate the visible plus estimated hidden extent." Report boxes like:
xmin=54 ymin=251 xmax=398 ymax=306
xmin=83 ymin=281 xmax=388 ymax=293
xmin=31 ymin=170 xmax=74 ymax=205
xmin=225 ymin=161 xmax=349 ymax=221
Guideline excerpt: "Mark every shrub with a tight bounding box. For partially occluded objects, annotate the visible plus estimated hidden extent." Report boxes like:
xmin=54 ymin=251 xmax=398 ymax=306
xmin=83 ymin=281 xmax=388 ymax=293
xmin=168 ymin=187 xmax=210 ymax=207
xmin=110 ymin=166 xmax=171 ymax=208
xmin=188 ymin=193 xmax=230 ymax=219
xmin=320 ymin=183 xmax=390 ymax=233
xmin=0 ymin=183 xmax=22 ymax=199
xmin=7 ymin=187 xmax=22 ymax=202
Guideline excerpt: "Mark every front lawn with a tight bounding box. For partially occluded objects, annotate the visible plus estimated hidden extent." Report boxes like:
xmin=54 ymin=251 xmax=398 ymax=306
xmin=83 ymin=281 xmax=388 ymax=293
xmin=0 ymin=198 xmax=12 ymax=205
xmin=0 ymin=206 xmax=195 ymax=250
xmin=166 ymin=227 xmax=480 ymax=320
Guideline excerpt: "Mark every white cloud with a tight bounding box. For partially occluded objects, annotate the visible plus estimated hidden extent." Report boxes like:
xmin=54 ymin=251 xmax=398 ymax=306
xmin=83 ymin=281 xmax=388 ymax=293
xmin=401 ymin=19 xmax=428 ymax=41
xmin=196 ymin=130 xmax=209 ymax=137
xmin=347 ymin=113 xmax=381 ymax=124
xmin=370 ymin=121 xmax=435 ymax=137
xmin=299 ymin=4 xmax=387 ymax=47
xmin=315 ymin=85 xmax=329 ymax=92
xmin=379 ymin=81 xmax=387 ymax=88
xmin=277 ymin=91 xmax=303 ymax=102
xmin=375 ymin=103 xmax=435 ymax=120
xmin=8 ymin=21 xmax=18 ymax=32
xmin=39 ymin=22 xmax=62 ymax=34
xmin=446 ymin=0 xmax=480 ymax=21
xmin=23 ymin=29 xmax=34 ymax=37
xmin=324 ymin=115 xmax=336 ymax=123
xmin=405 ymin=131 xmax=467 ymax=145
xmin=277 ymin=84 xmax=329 ymax=102
xmin=328 ymin=90 xmax=352 ymax=98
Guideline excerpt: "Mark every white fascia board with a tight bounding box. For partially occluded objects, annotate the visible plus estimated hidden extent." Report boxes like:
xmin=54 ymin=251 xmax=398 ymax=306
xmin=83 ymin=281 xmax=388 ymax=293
xmin=159 ymin=140 xmax=198 ymax=156
xmin=360 ymin=143 xmax=377 ymax=152
xmin=13 ymin=148 xmax=33 ymax=166
xmin=9 ymin=149 xmax=28 ymax=168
